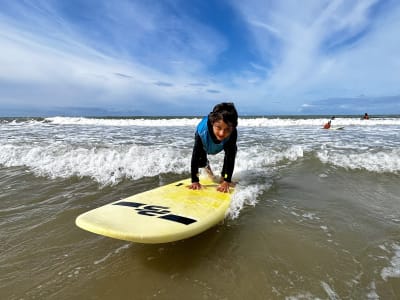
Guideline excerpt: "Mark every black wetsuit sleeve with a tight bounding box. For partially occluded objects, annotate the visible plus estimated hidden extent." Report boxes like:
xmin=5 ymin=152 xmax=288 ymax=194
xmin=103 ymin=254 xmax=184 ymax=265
xmin=191 ymin=133 xmax=207 ymax=183
xmin=221 ymin=129 xmax=237 ymax=182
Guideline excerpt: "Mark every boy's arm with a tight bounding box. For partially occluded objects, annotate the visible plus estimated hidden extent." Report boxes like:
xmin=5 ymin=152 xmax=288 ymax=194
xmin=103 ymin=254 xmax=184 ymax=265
xmin=191 ymin=133 xmax=206 ymax=183
xmin=221 ymin=129 xmax=237 ymax=182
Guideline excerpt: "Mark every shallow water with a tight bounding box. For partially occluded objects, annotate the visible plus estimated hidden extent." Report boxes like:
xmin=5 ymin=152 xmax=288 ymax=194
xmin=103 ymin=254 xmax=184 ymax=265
xmin=0 ymin=116 xmax=399 ymax=299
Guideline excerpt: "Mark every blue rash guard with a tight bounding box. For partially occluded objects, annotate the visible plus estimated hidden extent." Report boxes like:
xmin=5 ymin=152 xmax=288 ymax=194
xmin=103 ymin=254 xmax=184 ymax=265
xmin=191 ymin=117 xmax=237 ymax=183
xmin=197 ymin=117 xmax=229 ymax=154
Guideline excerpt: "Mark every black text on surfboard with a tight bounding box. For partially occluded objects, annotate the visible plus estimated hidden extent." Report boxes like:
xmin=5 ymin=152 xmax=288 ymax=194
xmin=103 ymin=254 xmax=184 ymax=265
xmin=113 ymin=201 xmax=197 ymax=225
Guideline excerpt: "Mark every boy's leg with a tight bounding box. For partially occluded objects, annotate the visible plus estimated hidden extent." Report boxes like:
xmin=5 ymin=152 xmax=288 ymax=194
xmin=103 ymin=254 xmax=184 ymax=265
xmin=205 ymin=161 xmax=214 ymax=179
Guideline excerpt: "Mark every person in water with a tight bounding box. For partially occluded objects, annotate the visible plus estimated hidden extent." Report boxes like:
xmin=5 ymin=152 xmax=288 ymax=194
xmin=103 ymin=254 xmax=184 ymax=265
xmin=323 ymin=120 xmax=331 ymax=129
xmin=323 ymin=116 xmax=335 ymax=129
xmin=363 ymin=113 xmax=369 ymax=120
xmin=189 ymin=102 xmax=238 ymax=193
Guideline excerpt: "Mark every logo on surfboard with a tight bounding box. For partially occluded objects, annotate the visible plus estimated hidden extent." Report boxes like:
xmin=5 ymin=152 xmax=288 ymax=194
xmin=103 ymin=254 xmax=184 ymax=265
xmin=113 ymin=201 xmax=197 ymax=225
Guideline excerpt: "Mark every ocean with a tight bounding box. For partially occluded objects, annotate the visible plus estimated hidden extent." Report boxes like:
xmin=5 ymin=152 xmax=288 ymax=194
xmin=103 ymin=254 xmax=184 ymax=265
xmin=0 ymin=115 xmax=399 ymax=299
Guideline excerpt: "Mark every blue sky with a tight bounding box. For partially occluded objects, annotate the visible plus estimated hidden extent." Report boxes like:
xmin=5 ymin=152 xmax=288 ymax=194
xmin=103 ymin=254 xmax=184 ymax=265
xmin=1 ymin=0 xmax=399 ymax=116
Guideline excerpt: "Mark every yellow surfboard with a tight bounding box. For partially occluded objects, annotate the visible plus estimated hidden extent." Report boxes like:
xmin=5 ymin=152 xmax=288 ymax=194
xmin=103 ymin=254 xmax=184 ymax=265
xmin=75 ymin=177 xmax=233 ymax=244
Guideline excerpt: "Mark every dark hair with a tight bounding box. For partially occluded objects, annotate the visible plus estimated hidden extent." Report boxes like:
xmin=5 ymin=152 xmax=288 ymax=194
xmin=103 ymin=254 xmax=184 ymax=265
xmin=208 ymin=102 xmax=238 ymax=127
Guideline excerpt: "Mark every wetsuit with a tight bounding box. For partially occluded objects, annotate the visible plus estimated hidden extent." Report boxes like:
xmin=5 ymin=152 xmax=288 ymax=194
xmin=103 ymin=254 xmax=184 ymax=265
xmin=191 ymin=117 xmax=237 ymax=183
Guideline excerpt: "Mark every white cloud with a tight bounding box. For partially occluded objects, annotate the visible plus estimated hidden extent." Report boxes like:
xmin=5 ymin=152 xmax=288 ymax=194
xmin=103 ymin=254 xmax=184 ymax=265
xmin=0 ymin=0 xmax=399 ymax=115
xmin=0 ymin=2 xmax=228 ymax=111
xmin=230 ymin=0 xmax=400 ymax=111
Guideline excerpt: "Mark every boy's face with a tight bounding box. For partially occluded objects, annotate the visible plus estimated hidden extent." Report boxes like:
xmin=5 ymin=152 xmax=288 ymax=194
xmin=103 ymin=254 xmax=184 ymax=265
xmin=212 ymin=120 xmax=233 ymax=141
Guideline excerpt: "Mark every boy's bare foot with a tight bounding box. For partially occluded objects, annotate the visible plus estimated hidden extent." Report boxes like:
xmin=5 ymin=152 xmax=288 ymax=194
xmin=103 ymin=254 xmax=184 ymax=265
xmin=205 ymin=164 xmax=215 ymax=180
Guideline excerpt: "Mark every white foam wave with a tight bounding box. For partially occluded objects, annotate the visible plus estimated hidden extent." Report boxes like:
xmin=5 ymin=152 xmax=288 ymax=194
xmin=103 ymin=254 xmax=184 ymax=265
xmin=240 ymin=117 xmax=400 ymax=127
xmin=235 ymin=145 xmax=304 ymax=172
xmin=93 ymin=244 xmax=131 ymax=265
xmin=227 ymin=183 xmax=266 ymax=220
xmin=42 ymin=116 xmax=400 ymax=127
xmin=0 ymin=142 xmax=301 ymax=222
xmin=317 ymin=149 xmax=400 ymax=174
xmin=223 ymin=146 xmax=303 ymax=219
xmin=321 ymin=281 xmax=339 ymax=300
xmin=45 ymin=116 xmax=201 ymax=127
xmin=381 ymin=243 xmax=400 ymax=281
xmin=0 ymin=144 xmax=190 ymax=185
xmin=0 ymin=134 xmax=305 ymax=192
xmin=366 ymin=281 xmax=379 ymax=300
xmin=225 ymin=145 xmax=304 ymax=219
xmin=285 ymin=293 xmax=319 ymax=300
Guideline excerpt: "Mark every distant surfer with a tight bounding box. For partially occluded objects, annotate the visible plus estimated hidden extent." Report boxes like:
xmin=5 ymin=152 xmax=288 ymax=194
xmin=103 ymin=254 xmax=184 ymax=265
xmin=323 ymin=120 xmax=331 ymax=129
xmin=189 ymin=102 xmax=238 ymax=193
xmin=362 ymin=113 xmax=369 ymax=120
xmin=323 ymin=116 xmax=335 ymax=129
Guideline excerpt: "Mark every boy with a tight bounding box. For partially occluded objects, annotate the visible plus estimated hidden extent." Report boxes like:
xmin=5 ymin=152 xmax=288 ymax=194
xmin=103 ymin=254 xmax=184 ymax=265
xmin=188 ymin=102 xmax=238 ymax=193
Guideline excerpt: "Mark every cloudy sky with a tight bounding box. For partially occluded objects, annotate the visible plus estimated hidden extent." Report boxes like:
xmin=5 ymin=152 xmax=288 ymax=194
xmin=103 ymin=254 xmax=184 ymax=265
xmin=1 ymin=0 xmax=399 ymax=116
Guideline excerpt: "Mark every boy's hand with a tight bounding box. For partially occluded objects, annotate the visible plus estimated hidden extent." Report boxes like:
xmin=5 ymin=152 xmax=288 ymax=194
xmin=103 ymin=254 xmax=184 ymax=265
xmin=217 ymin=181 xmax=230 ymax=193
xmin=188 ymin=182 xmax=202 ymax=190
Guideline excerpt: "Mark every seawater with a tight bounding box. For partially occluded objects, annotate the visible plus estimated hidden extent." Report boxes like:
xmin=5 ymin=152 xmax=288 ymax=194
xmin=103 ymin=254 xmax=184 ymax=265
xmin=0 ymin=116 xmax=399 ymax=299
